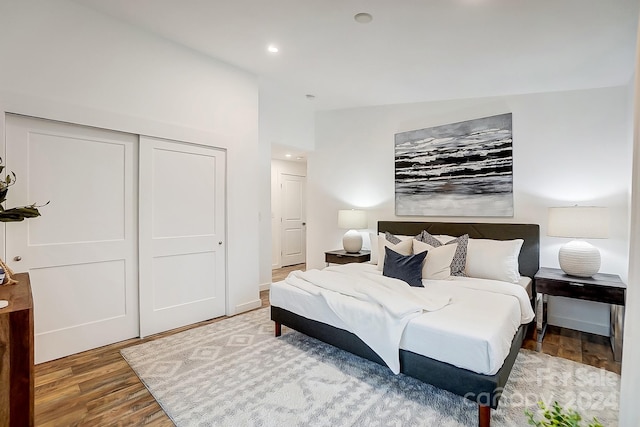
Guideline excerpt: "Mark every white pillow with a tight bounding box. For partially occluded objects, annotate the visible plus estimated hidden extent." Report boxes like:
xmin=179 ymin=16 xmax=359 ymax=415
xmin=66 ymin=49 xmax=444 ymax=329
xmin=377 ymin=235 xmax=413 ymax=271
xmin=465 ymin=238 xmax=524 ymax=283
xmin=433 ymin=234 xmax=456 ymax=244
xmin=369 ymin=232 xmax=380 ymax=264
xmin=368 ymin=232 xmax=413 ymax=264
xmin=412 ymin=239 xmax=457 ymax=280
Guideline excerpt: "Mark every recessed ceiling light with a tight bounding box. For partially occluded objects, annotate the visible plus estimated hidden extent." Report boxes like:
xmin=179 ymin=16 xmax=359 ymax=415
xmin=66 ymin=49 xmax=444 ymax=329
xmin=285 ymin=154 xmax=292 ymax=158
xmin=354 ymin=12 xmax=373 ymax=23
xmin=267 ymin=45 xmax=279 ymax=53
xmin=296 ymin=156 xmax=304 ymax=160
xmin=305 ymin=94 xmax=316 ymax=100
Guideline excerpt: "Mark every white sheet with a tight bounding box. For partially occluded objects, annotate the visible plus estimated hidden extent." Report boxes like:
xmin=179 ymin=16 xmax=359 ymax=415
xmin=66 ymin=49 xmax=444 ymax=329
xmin=518 ymin=276 xmax=533 ymax=299
xmin=284 ymin=266 xmax=451 ymax=373
xmin=271 ymin=263 xmax=535 ymax=375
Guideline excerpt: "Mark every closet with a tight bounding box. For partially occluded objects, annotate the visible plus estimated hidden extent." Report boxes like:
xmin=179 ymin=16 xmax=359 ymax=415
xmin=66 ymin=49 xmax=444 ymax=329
xmin=5 ymin=114 xmax=226 ymax=363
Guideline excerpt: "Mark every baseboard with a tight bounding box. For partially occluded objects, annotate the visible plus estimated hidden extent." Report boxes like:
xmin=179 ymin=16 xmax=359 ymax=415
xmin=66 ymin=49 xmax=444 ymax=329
xmin=235 ymin=299 xmax=262 ymax=314
xmin=259 ymin=282 xmax=271 ymax=291
xmin=547 ymin=314 xmax=609 ymax=336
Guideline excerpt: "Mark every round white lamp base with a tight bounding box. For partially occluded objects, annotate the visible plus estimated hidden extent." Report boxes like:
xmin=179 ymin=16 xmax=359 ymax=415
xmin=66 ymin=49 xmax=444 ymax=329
xmin=558 ymin=240 xmax=601 ymax=277
xmin=343 ymin=229 xmax=363 ymax=253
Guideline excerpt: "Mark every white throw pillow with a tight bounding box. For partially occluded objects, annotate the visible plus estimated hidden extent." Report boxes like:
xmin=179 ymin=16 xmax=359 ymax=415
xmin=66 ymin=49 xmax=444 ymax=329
xmin=465 ymin=238 xmax=524 ymax=283
xmin=413 ymin=239 xmax=457 ymax=280
xmin=377 ymin=235 xmax=413 ymax=271
xmin=433 ymin=235 xmax=456 ymax=244
xmin=369 ymin=232 xmax=380 ymax=264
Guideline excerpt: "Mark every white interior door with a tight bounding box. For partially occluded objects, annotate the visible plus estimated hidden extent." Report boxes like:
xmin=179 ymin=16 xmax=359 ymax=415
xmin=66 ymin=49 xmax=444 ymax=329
xmin=5 ymin=114 xmax=139 ymax=363
xmin=139 ymin=136 xmax=226 ymax=337
xmin=280 ymin=173 xmax=306 ymax=267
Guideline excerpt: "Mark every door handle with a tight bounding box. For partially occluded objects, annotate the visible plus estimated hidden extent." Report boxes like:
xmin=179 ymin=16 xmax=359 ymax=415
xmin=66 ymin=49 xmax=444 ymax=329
xmin=218 ymin=241 xmax=223 ymax=245
xmin=13 ymin=256 xmax=22 ymax=262
xmin=302 ymin=222 xmax=306 ymax=226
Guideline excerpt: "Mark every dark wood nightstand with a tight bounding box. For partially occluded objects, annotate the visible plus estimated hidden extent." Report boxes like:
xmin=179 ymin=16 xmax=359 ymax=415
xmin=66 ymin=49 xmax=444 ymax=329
xmin=534 ymin=267 xmax=626 ymax=361
xmin=325 ymin=249 xmax=371 ymax=266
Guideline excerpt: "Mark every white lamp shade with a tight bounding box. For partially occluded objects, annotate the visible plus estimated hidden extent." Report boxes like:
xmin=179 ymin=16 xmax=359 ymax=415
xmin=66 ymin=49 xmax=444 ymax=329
xmin=338 ymin=209 xmax=367 ymax=230
xmin=547 ymin=206 xmax=609 ymax=239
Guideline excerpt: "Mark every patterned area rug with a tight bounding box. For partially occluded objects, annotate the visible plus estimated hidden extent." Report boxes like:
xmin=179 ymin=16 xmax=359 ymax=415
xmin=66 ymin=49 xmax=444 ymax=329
xmin=121 ymin=308 xmax=620 ymax=426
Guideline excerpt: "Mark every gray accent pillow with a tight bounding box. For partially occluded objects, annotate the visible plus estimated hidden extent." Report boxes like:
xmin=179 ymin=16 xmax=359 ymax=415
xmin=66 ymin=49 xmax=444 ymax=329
xmin=417 ymin=231 xmax=469 ymax=277
xmin=384 ymin=231 xmax=402 ymax=245
xmin=417 ymin=231 xmax=441 ymax=247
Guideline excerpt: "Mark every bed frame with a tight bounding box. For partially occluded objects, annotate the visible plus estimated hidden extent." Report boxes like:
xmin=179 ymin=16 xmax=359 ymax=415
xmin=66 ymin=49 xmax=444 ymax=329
xmin=271 ymin=221 xmax=540 ymax=427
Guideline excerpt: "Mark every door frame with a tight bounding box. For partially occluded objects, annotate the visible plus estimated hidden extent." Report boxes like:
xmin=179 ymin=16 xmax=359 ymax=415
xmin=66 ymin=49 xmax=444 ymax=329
xmin=272 ymin=167 xmax=307 ymax=269
xmin=279 ymin=173 xmax=306 ymax=267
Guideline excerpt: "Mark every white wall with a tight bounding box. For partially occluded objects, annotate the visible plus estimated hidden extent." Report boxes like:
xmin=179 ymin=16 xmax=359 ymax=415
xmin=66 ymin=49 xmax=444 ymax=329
xmin=258 ymin=80 xmax=315 ymax=287
xmin=0 ymin=0 xmax=261 ymax=315
xmin=619 ymin=28 xmax=640 ymax=427
xmin=259 ymin=79 xmax=316 ymax=152
xmin=270 ymin=159 xmax=307 ymax=273
xmin=309 ymin=86 xmax=632 ymax=335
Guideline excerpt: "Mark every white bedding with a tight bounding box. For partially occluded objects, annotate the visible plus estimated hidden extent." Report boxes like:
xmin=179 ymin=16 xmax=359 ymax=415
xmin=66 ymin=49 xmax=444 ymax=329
xmin=271 ymin=263 xmax=535 ymax=375
xmin=284 ymin=266 xmax=451 ymax=373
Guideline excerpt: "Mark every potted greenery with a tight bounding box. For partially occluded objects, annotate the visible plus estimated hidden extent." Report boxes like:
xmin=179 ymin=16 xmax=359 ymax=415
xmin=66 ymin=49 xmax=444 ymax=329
xmin=526 ymin=401 xmax=603 ymax=427
xmin=0 ymin=157 xmax=46 ymax=284
xmin=0 ymin=159 xmax=43 ymax=222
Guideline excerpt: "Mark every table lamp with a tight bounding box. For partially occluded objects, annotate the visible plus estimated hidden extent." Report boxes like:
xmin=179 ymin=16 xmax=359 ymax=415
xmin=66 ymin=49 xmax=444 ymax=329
xmin=338 ymin=209 xmax=367 ymax=253
xmin=547 ymin=206 xmax=609 ymax=277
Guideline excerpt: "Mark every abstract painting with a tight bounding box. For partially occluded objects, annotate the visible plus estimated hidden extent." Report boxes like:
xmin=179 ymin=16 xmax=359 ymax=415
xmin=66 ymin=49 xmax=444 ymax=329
xmin=395 ymin=113 xmax=513 ymax=217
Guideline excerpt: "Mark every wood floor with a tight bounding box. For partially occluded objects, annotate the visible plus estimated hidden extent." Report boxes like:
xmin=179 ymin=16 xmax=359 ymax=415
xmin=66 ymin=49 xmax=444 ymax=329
xmin=33 ymin=264 xmax=620 ymax=426
xmin=34 ymin=315 xmax=234 ymax=426
xmin=522 ymin=325 xmax=621 ymax=375
xmin=271 ymin=263 xmax=305 ymax=282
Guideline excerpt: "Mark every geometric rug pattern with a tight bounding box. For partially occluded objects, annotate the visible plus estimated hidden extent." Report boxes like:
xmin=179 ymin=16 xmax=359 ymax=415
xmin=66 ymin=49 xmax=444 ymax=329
xmin=121 ymin=308 xmax=620 ymax=426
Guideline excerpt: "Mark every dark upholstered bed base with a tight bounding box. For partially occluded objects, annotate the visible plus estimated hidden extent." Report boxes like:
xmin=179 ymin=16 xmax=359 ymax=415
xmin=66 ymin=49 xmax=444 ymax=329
xmin=271 ymin=306 xmax=526 ymax=411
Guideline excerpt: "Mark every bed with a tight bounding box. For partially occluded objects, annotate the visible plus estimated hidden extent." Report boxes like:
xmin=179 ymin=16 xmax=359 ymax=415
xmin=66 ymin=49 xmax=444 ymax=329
xmin=271 ymin=221 xmax=539 ymax=427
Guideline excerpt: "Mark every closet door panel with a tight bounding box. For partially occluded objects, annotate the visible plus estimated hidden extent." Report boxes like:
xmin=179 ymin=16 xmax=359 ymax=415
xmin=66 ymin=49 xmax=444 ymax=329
xmin=139 ymin=136 xmax=226 ymax=337
xmin=5 ymin=114 xmax=139 ymax=363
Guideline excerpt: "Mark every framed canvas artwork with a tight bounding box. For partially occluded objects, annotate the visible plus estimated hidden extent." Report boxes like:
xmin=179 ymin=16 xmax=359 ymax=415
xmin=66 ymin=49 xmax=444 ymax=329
xmin=395 ymin=113 xmax=513 ymax=217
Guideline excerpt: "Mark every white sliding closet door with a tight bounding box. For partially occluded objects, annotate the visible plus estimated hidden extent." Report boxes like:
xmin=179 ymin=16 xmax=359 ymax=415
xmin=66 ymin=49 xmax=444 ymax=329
xmin=139 ymin=136 xmax=226 ymax=337
xmin=5 ymin=114 xmax=139 ymax=363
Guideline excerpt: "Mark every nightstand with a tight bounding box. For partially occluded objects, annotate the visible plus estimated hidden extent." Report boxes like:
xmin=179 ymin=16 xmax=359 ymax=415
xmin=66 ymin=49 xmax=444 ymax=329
xmin=325 ymin=249 xmax=371 ymax=266
xmin=534 ymin=267 xmax=626 ymax=361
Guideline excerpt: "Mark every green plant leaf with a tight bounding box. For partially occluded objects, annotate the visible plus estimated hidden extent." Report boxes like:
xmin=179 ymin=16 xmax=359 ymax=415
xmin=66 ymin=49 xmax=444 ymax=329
xmin=525 ymin=401 xmax=600 ymax=427
xmin=0 ymin=158 xmax=46 ymax=222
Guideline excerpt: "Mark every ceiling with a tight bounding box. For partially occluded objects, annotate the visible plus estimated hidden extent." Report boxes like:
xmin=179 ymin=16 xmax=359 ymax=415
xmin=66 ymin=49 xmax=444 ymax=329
xmin=75 ymin=0 xmax=639 ymax=113
xmin=271 ymin=145 xmax=307 ymax=163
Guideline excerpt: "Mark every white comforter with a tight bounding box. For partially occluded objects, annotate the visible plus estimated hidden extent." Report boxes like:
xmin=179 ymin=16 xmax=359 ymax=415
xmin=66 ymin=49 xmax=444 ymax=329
xmin=280 ymin=264 xmax=534 ymax=375
xmin=285 ymin=265 xmax=451 ymax=373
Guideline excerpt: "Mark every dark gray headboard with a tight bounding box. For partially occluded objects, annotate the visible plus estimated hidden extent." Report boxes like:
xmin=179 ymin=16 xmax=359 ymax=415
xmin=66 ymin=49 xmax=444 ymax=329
xmin=378 ymin=221 xmax=540 ymax=281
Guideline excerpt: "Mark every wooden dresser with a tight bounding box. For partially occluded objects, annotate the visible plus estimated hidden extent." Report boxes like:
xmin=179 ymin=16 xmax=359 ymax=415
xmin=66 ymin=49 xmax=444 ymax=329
xmin=0 ymin=273 xmax=34 ymax=427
